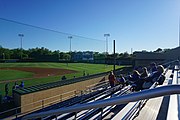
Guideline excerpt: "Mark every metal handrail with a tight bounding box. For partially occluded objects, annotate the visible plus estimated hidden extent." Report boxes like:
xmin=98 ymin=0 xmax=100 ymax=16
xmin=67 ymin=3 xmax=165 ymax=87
xmin=23 ymin=85 xmax=180 ymax=120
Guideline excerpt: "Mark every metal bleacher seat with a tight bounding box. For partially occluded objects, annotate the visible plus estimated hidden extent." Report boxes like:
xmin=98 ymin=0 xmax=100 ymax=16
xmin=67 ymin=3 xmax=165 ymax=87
xmin=112 ymin=67 xmax=174 ymax=120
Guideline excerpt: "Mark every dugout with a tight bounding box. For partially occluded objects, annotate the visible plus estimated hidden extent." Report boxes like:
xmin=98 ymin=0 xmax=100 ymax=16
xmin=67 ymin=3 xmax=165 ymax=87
xmin=13 ymin=72 xmax=109 ymax=113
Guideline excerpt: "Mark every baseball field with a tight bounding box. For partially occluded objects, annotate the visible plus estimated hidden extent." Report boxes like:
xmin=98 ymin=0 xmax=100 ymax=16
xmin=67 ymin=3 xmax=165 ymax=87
xmin=0 ymin=62 xmax=124 ymax=96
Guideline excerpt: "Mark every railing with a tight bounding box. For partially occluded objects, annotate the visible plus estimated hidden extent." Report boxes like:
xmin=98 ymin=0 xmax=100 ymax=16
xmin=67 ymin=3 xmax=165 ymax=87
xmin=23 ymin=84 xmax=180 ymax=120
xmin=167 ymin=65 xmax=179 ymax=120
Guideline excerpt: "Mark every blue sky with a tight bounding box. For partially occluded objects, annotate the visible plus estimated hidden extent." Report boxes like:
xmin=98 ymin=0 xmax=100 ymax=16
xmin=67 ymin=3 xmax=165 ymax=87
xmin=0 ymin=0 xmax=179 ymax=53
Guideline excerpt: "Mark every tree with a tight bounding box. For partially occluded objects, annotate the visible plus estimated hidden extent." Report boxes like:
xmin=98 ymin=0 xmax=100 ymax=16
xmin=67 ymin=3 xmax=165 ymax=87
xmin=122 ymin=52 xmax=129 ymax=58
xmin=154 ymin=48 xmax=163 ymax=53
xmin=63 ymin=53 xmax=71 ymax=61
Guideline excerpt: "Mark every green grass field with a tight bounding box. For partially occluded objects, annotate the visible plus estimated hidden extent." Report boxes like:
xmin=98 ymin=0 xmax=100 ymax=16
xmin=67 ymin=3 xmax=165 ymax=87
xmin=0 ymin=62 xmax=124 ymax=96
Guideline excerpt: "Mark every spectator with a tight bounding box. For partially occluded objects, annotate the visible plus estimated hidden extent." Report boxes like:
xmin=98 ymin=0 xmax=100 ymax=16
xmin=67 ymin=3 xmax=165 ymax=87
xmin=116 ymin=75 xmax=126 ymax=87
xmin=12 ymin=82 xmax=19 ymax=90
xmin=140 ymin=67 xmax=148 ymax=79
xmin=132 ymin=67 xmax=148 ymax=91
xmin=15 ymin=82 xmax=19 ymax=89
xmin=126 ymin=70 xmax=141 ymax=91
xmin=5 ymin=83 xmax=9 ymax=96
xmin=149 ymin=62 xmax=157 ymax=73
xmin=108 ymin=71 xmax=116 ymax=88
xmin=12 ymin=82 xmax=19 ymax=98
xmin=61 ymin=75 xmax=67 ymax=80
xmin=20 ymin=81 xmax=24 ymax=88
xmin=142 ymin=65 xmax=164 ymax=89
xmin=127 ymin=70 xmax=140 ymax=83
xmin=83 ymin=71 xmax=86 ymax=76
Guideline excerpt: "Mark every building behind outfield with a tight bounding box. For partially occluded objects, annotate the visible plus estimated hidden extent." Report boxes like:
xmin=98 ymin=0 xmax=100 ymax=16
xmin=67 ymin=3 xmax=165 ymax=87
xmin=133 ymin=46 xmax=180 ymax=66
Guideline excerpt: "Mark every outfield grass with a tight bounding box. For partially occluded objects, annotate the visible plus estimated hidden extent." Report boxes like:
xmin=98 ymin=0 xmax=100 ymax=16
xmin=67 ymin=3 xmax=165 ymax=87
xmin=0 ymin=70 xmax=34 ymax=81
xmin=0 ymin=62 xmax=125 ymax=96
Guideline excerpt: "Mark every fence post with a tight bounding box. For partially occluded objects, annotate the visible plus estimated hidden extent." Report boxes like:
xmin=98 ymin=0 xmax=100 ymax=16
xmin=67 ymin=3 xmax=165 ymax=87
xmin=15 ymin=108 xmax=18 ymax=118
xmin=74 ymin=112 xmax=77 ymax=120
xmin=60 ymin=95 xmax=62 ymax=102
xmin=42 ymin=100 xmax=44 ymax=109
xmin=74 ymin=90 xmax=76 ymax=97
xmin=100 ymin=108 xmax=103 ymax=119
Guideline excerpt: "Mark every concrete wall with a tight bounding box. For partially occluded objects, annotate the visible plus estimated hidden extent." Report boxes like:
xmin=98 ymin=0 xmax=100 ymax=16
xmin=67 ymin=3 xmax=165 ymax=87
xmin=15 ymin=75 xmax=108 ymax=113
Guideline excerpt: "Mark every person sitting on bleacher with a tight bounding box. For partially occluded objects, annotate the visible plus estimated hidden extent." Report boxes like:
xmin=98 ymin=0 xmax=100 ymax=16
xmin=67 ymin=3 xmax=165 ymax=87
xmin=126 ymin=70 xmax=141 ymax=91
xmin=133 ymin=67 xmax=149 ymax=91
xmin=116 ymin=75 xmax=126 ymax=88
xmin=140 ymin=67 xmax=148 ymax=78
xmin=127 ymin=70 xmax=140 ymax=84
xmin=142 ymin=65 xmax=165 ymax=89
xmin=149 ymin=62 xmax=157 ymax=73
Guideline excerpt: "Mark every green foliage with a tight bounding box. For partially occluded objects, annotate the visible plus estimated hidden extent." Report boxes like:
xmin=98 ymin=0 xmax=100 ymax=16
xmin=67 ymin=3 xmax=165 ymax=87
xmin=0 ymin=46 xmax=134 ymax=61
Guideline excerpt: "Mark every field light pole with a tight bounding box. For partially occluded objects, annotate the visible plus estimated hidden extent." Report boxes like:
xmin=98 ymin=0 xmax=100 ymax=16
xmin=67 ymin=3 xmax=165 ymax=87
xmin=68 ymin=36 xmax=73 ymax=52
xmin=18 ymin=33 xmax=24 ymax=59
xmin=104 ymin=34 xmax=110 ymax=54
xmin=104 ymin=34 xmax=110 ymax=65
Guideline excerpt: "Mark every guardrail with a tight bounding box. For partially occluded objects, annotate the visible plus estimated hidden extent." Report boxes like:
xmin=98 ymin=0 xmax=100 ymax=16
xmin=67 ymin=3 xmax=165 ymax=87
xmin=167 ymin=65 xmax=179 ymax=120
xmin=23 ymin=84 xmax=180 ymax=119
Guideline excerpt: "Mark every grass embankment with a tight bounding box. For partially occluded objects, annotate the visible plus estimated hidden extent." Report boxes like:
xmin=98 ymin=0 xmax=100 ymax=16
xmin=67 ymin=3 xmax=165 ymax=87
xmin=0 ymin=62 xmax=125 ymax=96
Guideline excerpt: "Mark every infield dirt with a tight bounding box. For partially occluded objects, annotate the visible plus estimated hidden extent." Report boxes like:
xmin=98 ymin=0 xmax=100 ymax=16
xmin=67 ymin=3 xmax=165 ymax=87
xmin=0 ymin=67 xmax=77 ymax=83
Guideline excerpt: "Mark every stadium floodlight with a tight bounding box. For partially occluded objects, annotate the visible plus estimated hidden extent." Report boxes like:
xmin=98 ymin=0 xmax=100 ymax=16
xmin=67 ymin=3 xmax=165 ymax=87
xmin=68 ymin=36 xmax=73 ymax=52
xmin=18 ymin=33 xmax=24 ymax=59
xmin=104 ymin=34 xmax=110 ymax=54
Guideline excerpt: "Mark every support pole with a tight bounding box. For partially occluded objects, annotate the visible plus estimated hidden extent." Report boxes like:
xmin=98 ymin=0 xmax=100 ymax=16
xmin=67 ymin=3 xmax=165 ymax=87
xmin=113 ymin=40 xmax=116 ymax=71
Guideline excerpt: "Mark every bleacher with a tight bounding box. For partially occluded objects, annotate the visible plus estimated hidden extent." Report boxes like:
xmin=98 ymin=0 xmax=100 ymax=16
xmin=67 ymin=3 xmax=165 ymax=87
xmin=21 ymin=60 xmax=180 ymax=120
xmin=1 ymin=61 xmax=179 ymax=120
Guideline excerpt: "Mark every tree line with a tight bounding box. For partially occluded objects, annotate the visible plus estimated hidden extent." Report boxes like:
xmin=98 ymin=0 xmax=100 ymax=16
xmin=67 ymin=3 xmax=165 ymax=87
xmin=0 ymin=46 xmax=134 ymax=62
